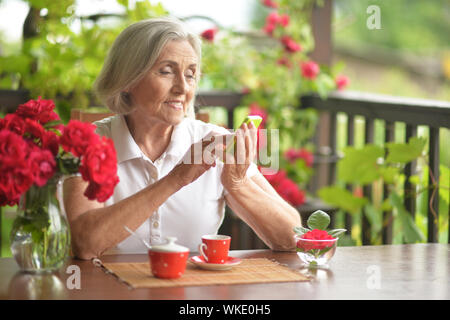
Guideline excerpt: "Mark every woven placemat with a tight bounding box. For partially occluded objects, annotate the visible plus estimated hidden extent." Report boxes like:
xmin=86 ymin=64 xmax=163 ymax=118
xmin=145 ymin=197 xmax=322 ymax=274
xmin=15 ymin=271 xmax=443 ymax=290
xmin=100 ymin=258 xmax=309 ymax=289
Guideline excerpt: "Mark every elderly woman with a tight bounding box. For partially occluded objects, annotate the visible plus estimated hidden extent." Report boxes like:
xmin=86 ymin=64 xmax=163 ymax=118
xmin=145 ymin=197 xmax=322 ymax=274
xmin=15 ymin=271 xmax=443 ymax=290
xmin=64 ymin=17 xmax=301 ymax=260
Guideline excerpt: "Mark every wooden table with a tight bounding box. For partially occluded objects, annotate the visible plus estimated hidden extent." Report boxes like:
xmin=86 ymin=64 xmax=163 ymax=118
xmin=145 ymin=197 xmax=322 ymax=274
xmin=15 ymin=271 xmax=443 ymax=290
xmin=0 ymin=244 xmax=448 ymax=300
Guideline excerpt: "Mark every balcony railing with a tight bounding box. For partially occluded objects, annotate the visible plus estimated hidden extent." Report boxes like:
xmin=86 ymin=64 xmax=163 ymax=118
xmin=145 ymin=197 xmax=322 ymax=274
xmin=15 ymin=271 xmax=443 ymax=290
xmin=1 ymin=89 xmax=449 ymax=253
xmin=194 ymin=90 xmax=450 ymax=247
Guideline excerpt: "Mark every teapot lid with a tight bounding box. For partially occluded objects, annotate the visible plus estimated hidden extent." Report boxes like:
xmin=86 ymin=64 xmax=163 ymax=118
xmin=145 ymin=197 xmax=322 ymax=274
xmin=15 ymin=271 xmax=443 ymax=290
xmin=150 ymin=237 xmax=189 ymax=253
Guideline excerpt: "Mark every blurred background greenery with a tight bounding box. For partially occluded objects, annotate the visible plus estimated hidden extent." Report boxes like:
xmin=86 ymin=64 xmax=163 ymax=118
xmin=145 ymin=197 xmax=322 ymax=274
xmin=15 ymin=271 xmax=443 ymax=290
xmin=332 ymin=0 xmax=450 ymax=101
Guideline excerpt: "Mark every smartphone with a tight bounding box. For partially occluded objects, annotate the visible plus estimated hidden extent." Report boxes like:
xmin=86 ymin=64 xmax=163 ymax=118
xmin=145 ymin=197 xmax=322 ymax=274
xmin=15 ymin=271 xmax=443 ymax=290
xmin=225 ymin=115 xmax=263 ymax=153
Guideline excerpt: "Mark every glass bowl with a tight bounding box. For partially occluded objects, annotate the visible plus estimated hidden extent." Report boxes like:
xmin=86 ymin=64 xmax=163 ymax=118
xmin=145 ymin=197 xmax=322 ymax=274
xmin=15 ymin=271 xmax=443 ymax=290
xmin=294 ymin=234 xmax=338 ymax=268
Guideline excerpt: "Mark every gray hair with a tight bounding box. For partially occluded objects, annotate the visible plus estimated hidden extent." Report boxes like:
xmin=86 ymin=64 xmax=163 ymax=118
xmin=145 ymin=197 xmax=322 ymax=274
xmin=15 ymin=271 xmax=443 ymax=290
xmin=93 ymin=16 xmax=201 ymax=118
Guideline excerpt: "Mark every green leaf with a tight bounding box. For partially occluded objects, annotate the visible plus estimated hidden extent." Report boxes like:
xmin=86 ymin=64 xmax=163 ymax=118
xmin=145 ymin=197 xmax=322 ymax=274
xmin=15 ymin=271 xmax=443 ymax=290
xmin=363 ymin=203 xmax=383 ymax=234
xmin=318 ymin=186 xmax=368 ymax=214
xmin=379 ymin=167 xmax=400 ymax=184
xmin=294 ymin=226 xmax=311 ymax=236
xmin=389 ymin=192 xmax=425 ymax=243
xmin=408 ymin=174 xmax=421 ymax=186
xmin=386 ymin=137 xmax=426 ymax=164
xmin=328 ymin=229 xmax=347 ymax=238
xmin=439 ymin=165 xmax=449 ymax=205
xmin=338 ymin=145 xmax=384 ymax=184
xmin=307 ymin=210 xmax=330 ymax=230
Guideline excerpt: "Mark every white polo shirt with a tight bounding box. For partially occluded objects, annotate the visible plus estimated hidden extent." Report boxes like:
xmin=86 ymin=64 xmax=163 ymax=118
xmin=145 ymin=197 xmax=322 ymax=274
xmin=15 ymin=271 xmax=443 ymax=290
xmin=94 ymin=115 xmax=257 ymax=254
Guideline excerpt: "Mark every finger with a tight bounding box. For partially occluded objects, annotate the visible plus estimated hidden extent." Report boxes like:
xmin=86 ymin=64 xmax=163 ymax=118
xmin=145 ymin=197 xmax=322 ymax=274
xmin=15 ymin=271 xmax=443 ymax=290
xmin=244 ymin=128 xmax=251 ymax=162
xmin=236 ymin=129 xmax=246 ymax=165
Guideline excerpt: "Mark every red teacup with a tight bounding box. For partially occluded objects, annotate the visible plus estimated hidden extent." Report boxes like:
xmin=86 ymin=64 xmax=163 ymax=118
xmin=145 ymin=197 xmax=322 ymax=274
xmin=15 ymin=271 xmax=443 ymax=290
xmin=148 ymin=237 xmax=189 ymax=279
xmin=198 ymin=235 xmax=231 ymax=264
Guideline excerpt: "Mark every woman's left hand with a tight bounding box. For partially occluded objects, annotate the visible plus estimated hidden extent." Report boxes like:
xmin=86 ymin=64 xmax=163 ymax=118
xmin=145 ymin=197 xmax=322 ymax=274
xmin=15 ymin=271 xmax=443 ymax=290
xmin=221 ymin=121 xmax=258 ymax=190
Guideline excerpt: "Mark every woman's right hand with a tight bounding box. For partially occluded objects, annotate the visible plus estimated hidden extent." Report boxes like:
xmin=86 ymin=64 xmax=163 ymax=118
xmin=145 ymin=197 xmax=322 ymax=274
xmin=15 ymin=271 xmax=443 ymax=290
xmin=168 ymin=135 xmax=223 ymax=188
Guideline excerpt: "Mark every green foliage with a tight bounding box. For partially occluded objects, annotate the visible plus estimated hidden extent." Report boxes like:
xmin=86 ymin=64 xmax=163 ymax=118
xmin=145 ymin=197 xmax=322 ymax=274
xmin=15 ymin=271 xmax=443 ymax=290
xmin=294 ymin=210 xmax=347 ymax=237
xmin=334 ymin=0 xmax=450 ymax=53
xmin=337 ymin=145 xmax=384 ymax=185
xmin=318 ymin=135 xmax=444 ymax=244
xmin=0 ymin=0 xmax=167 ymax=121
xmin=318 ymin=186 xmax=368 ymax=214
xmin=307 ymin=210 xmax=330 ymax=230
xmin=200 ymin=0 xmax=340 ymax=193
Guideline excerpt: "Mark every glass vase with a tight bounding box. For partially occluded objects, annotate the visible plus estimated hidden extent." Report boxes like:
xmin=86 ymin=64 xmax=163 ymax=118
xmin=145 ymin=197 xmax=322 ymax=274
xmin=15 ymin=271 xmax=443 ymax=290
xmin=294 ymin=234 xmax=338 ymax=268
xmin=10 ymin=175 xmax=71 ymax=273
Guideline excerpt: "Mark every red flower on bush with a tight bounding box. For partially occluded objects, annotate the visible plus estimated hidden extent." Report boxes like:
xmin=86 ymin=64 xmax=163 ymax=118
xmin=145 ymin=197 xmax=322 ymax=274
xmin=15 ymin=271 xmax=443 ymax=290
xmin=280 ymin=36 xmax=302 ymax=53
xmin=335 ymin=74 xmax=350 ymax=90
xmin=261 ymin=169 xmax=306 ymax=206
xmin=284 ymin=148 xmax=314 ymax=167
xmin=297 ymin=229 xmax=336 ymax=251
xmin=200 ymin=28 xmax=218 ymax=42
xmin=262 ymin=0 xmax=278 ymax=8
xmin=263 ymin=13 xmax=290 ymax=36
xmin=300 ymin=61 xmax=320 ymax=79
xmin=277 ymin=178 xmax=306 ymax=206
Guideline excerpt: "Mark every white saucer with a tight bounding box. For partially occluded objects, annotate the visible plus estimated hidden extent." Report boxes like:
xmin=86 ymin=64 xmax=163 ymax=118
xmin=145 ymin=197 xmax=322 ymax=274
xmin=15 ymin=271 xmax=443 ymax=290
xmin=189 ymin=255 xmax=242 ymax=271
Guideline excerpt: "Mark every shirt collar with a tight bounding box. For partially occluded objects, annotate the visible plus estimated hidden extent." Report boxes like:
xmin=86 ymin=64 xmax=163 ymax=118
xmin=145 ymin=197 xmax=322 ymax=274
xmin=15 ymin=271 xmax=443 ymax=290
xmin=111 ymin=115 xmax=191 ymax=164
xmin=111 ymin=115 xmax=142 ymax=163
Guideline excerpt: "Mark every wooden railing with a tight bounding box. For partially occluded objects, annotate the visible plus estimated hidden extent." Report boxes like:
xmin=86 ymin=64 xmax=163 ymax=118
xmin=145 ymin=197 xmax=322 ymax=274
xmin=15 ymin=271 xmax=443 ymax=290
xmin=1 ymin=89 xmax=449 ymax=254
xmin=195 ymin=90 xmax=450 ymax=246
xmin=300 ymin=90 xmax=450 ymax=245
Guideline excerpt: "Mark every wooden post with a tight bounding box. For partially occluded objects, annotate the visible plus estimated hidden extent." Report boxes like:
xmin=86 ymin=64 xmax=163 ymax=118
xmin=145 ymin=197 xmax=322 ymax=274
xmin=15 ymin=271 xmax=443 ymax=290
xmin=309 ymin=0 xmax=334 ymax=194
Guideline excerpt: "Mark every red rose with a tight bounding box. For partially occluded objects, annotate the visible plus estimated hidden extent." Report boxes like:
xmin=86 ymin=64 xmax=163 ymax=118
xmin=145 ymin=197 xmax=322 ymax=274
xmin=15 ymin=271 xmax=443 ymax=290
xmin=201 ymin=28 xmax=217 ymax=42
xmin=79 ymin=136 xmax=119 ymax=202
xmin=24 ymin=118 xmax=45 ymax=142
xmin=41 ymin=130 xmax=60 ymax=156
xmin=335 ymin=74 xmax=350 ymax=90
xmin=60 ymin=120 xmax=100 ymax=157
xmin=28 ymin=148 xmax=56 ymax=187
xmin=0 ymin=167 xmax=33 ymax=206
xmin=84 ymin=179 xmax=117 ymax=203
xmin=262 ymin=0 xmax=278 ymax=8
xmin=0 ymin=113 xmax=27 ymax=135
xmin=280 ymin=36 xmax=302 ymax=53
xmin=300 ymin=61 xmax=320 ymax=79
xmin=0 ymin=129 xmax=30 ymax=168
xmin=0 ymin=130 xmax=34 ymax=205
xmin=16 ymin=97 xmax=60 ymax=124
xmin=284 ymin=148 xmax=314 ymax=167
xmin=297 ymin=229 xmax=336 ymax=251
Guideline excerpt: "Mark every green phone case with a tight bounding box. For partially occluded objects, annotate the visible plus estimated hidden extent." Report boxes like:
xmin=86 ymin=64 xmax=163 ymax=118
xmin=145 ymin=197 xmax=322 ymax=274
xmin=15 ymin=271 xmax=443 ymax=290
xmin=225 ymin=115 xmax=263 ymax=153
